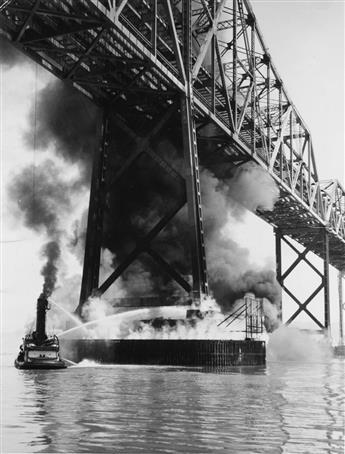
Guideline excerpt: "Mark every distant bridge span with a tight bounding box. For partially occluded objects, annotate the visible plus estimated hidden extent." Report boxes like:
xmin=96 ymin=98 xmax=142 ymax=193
xmin=1 ymin=0 xmax=344 ymax=329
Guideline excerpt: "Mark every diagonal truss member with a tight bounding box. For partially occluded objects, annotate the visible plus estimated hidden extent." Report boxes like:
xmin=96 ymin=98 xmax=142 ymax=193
xmin=275 ymin=227 xmax=330 ymax=330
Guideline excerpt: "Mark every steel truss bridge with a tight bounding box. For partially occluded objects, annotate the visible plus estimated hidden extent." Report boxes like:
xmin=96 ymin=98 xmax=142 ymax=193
xmin=1 ymin=0 xmax=344 ymax=330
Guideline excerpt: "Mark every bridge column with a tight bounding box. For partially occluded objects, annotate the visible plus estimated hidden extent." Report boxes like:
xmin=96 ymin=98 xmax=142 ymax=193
xmin=77 ymin=109 xmax=110 ymax=314
xmin=323 ymin=229 xmax=330 ymax=332
xmin=180 ymin=0 xmax=209 ymax=300
xmin=339 ymin=271 xmax=344 ymax=344
xmin=274 ymin=228 xmax=283 ymax=322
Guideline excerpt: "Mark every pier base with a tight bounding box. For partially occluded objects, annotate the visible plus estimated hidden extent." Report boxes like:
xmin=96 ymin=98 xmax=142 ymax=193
xmin=60 ymin=339 xmax=266 ymax=367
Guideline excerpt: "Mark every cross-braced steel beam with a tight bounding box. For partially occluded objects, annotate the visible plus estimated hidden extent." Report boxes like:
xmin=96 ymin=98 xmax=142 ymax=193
xmin=76 ymin=100 xmax=195 ymax=312
xmin=275 ymin=227 xmax=331 ymax=330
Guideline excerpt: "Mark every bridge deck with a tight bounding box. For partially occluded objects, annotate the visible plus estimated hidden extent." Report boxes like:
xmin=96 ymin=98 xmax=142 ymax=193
xmin=1 ymin=0 xmax=344 ymax=270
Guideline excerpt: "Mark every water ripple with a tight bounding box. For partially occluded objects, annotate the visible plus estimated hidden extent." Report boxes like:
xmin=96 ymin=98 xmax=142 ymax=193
xmin=1 ymin=360 xmax=344 ymax=453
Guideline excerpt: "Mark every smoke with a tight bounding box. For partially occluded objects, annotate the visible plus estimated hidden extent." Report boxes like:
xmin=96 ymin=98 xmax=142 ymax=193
xmin=226 ymin=161 xmax=279 ymax=213
xmin=7 ymin=76 xmax=100 ymax=301
xmin=6 ymin=53 xmax=281 ymax=333
xmin=267 ymin=326 xmax=332 ymax=362
xmin=63 ymin=294 xmax=249 ymax=340
xmin=262 ymin=298 xmax=280 ymax=332
xmin=201 ymin=166 xmax=281 ymax=312
xmin=7 ymin=159 xmax=87 ymax=297
xmin=81 ymin=295 xmax=114 ymax=322
xmin=7 ymin=160 xmax=71 ymax=235
xmin=68 ymin=209 xmax=88 ymax=263
xmin=24 ymin=79 xmax=101 ymax=183
xmin=41 ymin=241 xmax=61 ymax=297
xmin=0 ymin=35 xmax=27 ymax=69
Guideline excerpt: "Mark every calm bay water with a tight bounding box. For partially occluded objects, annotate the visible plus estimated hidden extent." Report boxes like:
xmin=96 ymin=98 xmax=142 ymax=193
xmin=1 ymin=354 xmax=344 ymax=454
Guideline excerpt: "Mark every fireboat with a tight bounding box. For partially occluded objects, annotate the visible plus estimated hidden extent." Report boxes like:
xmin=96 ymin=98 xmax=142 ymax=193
xmin=14 ymin=295 xmax=66 ymax=369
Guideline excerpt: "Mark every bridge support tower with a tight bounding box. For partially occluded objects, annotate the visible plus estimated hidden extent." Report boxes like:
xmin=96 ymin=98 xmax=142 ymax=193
xmin=76 ymin=1 xmax=210 ymax=315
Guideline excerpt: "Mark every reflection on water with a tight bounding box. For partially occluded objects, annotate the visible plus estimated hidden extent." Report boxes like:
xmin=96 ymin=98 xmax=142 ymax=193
xmin=2 ymin=357 xmax=344 ymax=453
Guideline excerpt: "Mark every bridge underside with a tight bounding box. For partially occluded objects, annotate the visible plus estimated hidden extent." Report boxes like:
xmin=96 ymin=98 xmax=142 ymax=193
xmin=1 ymin=0 xmax=344 ymax=327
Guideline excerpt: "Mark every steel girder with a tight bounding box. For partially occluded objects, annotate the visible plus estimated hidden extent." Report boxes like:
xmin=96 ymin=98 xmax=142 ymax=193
xmin=78 ymin=109 xmax=111 ymax=308
xmin=275 ymin=227 xmax=331 ymax=330
xmin=1 ymin=0 xmax=344 ymax=299
xmin=338 ymin=271 xmax=344 ymax=343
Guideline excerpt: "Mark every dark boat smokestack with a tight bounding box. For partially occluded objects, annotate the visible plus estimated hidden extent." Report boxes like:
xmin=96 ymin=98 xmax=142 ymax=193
xmin=35 ymin=294 xmax=49 ymax=345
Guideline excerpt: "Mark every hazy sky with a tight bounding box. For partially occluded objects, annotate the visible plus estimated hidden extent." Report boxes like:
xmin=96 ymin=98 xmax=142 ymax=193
xmin=252 ymin=0 xmax=344 ymax=182
xmin=1 ymin=1 xmax=344 ymax=342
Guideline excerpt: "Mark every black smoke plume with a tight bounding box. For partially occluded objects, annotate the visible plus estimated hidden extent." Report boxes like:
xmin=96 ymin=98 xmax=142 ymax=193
xmin=25 ymin=79 xmax=101 ymax=184
xmin=41 ymin=241 xmax=61 ymax=297
xmin=8 ymin=76 xmax=101 ymax=298
xmin=8 ymin=160 xmax=71 ymax=234
xmin=8 ymin=160 xmax=74 ymax=296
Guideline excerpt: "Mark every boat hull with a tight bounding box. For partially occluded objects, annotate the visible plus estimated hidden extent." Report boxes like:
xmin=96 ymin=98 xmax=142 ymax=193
xmin=14 ymin=359 xmax=67 ymax=370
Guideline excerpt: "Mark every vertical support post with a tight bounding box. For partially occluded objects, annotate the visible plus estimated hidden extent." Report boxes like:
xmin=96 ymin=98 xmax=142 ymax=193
xmin=308 ymin=136 xmax=311 ymax=196
xmin=77 ymin=109 xmax=110 ymax=313
xmin=275 ymin=228 xmax=283 ymax=322
xmin=266 ymin=57 xmax=271 ymax=154
xmin=233 ymin=0 xmax=237 ymax=131
xmin=278 ymin=86 xmax=283 ymax=180
xmin=181 ymin=0 xmax=208 ymax=301
xmin=289 ymin=109 xmax=293 ymax=182
xmin=338 ymin=271 xmax=344 ymax=344
xmin=210 ymin=0 xmax=216 ymax=114
xmin=250 ymin=14 xmax=256 ymax=154
xmin=151 ymin=0 xmax=157 ymax=55
xmin=323 ymin=229 xmax=330 ymax=331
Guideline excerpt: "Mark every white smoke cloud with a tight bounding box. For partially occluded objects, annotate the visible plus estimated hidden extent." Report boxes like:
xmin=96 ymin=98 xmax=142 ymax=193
xmin=267 ymin=326 xmax=332 ymax=362
xmin=227 ymin=161 xmax=279 ymax=213
xmin=59 ymin=300 xmax=250 ymax=341
xmin=201 ymin=164 xmax=281 ymax=310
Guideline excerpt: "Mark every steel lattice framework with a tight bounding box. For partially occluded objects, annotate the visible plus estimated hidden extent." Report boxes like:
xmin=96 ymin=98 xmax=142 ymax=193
xmin=1 ymin=0 xmax=344 ymax=328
